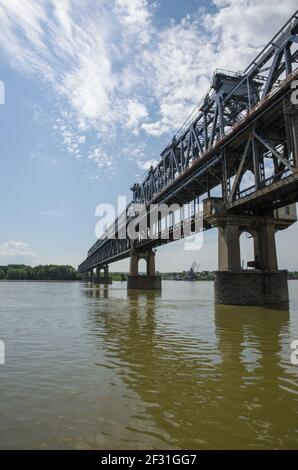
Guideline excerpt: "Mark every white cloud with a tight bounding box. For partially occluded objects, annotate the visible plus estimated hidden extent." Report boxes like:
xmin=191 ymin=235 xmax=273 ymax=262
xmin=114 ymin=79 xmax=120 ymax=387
xmin=0 ymin=240 xmax=37 ymax=258
xmin=0 ymin=0 xmax=153 ymax=129
xmin=0 ymin=0 xmax=296 ymax=171
xmin=0 ymin=0 xmax=155 ymax=174
xmin=125 ymin=99 xmax=148 ymax=132
xmin=141 ymin=0 xmax=297 ymax=137
xmin=88 ymin=147 xmax=114 ymax=171
xmin=137 ymin=158 xmax=159 ymax=170
xmin=141 ymin=119 xmax=172 ymax=137
xmin=53 ymin=116 xmax=86 ymax=159
xmin=114 ymin=0 xmax=152 ymax=45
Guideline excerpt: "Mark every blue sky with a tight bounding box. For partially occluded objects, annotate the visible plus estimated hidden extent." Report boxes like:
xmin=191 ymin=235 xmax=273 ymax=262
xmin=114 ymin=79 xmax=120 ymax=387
xmin=0 ymin=0 xmax=297 ymax=272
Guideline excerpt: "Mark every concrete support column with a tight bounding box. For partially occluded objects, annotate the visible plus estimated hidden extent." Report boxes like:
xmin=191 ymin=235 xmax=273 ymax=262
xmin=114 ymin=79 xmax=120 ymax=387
xmin=218 ymin=223 xmax=241 ymax=271
xmin=104 ymin=265 xmax=109 ymax=278
xmin=253 ymin=235 xmax=261 ymax=268
xmin=147 ymin=250 xmax=155 ymax=276
xmin=129 ymin=252 xmax=139 ymax=277
xmin=255 ymin=221 xmax=278 ymax=271
xmin=96 ymin=266 xmax=101 ymax=282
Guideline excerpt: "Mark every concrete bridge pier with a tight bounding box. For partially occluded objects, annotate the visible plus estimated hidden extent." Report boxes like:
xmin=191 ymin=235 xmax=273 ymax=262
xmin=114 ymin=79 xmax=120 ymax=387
xmin=127 ymin=250 xmax=161 ymax=290
xmin=204 ymin=198 xmax=289 ymax=306
xmin=215 ymin=218 xmax=288 ymax=306
xmin=94 ymin=265 xmax=113 ymax=285
xmin=82 ymin=266 xmax=112 ymax=285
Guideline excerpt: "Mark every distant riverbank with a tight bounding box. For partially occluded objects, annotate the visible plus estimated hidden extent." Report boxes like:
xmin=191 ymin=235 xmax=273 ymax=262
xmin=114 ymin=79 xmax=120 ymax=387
xmin=0 ymin=279 xmax=82 ymax=282
xmin=0 ymin=264 xmax=81 ymax=281
xmin=1 ymin=264 xmax=298 ymax=282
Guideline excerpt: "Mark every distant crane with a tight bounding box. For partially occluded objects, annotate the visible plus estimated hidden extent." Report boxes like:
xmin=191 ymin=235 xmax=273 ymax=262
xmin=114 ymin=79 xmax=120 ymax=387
xmin=186 ymin=261 xmax=200 ymax=281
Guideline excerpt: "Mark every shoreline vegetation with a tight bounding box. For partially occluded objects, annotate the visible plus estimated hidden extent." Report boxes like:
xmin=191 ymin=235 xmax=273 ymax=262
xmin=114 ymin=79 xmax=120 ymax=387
xmin=0 ymin=265 xmax=298 ymax=282
xmin=0 ymin=265 xmax=81 ymax=281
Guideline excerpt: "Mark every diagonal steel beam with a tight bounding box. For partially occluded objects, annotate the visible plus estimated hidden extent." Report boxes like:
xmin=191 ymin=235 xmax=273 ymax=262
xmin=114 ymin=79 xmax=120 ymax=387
xmin=229 ymin=138 xmax=252 ymax=202
xmin=254 ymin=131 xmax=295 ymax=171
xmin=191 ymin=125 xmax=203 ymax=156
xmin=262 ymin=49 xmax=284 ymax=98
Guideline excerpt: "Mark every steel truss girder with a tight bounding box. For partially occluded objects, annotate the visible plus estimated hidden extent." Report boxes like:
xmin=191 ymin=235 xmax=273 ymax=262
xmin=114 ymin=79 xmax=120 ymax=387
xmin=132 ymin=12 xmax=298 ymax=207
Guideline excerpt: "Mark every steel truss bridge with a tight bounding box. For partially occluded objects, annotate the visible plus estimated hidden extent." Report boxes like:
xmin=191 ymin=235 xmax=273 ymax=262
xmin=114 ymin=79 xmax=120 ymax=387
xmin=79 ymin=11 xmax=298 ymax=274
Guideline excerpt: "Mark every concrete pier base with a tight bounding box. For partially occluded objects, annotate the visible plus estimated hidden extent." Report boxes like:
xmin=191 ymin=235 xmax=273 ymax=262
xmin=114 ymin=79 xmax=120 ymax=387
xmin=127 ymin=275 xmax=161 ymax=291
xmin=214 ymin=270 xmax=289 ymax=306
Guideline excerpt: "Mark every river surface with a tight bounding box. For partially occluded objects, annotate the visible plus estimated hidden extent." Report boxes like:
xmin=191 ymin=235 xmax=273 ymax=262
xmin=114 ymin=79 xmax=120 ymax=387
xmin=0 ymin=280 xmax=298 ymax=449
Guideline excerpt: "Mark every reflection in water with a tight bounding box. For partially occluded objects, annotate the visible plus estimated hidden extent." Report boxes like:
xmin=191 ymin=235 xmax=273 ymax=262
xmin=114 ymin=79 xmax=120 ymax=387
xmin=0 ymin=281 xmax=298 ymax=449
xmin=88 ymin=287 xmax=298 ymax=449
xmin=84 ymin=283 xmax=109 ymax=299
xmin=90 ymin=290 xmax=217 ymax=448
xmin=214 ymin=305 xmax=294 ymax=449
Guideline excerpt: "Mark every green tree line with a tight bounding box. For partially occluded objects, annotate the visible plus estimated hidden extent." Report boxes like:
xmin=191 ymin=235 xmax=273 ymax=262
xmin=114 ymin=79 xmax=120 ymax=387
xmin=1 ymin=266 xmax=297 ymax=282
xmin=0 ymin=265 xmax=81 ymax=281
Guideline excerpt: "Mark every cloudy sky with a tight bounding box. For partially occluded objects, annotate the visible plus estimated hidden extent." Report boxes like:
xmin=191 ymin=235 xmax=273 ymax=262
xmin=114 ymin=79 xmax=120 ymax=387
xmin=0 ymin=0 xmax=297 ymax=272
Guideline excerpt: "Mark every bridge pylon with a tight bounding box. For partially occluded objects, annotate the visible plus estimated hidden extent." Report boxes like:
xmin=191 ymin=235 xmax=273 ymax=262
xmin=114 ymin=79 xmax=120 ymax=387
xmin=127 ymin=249 xmax=161 ymax=290
xmin=204 ymin=198 xmax=295 ymax=306
xmin=82 ymin=265 xmax=112 ymax=285
xmin=93 ymin=265 xmax=112 ymax=285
